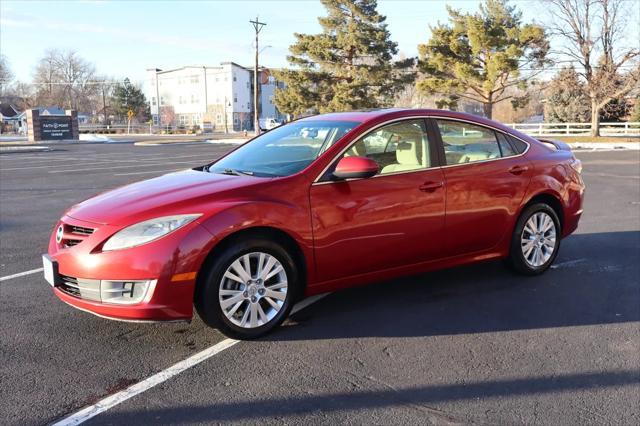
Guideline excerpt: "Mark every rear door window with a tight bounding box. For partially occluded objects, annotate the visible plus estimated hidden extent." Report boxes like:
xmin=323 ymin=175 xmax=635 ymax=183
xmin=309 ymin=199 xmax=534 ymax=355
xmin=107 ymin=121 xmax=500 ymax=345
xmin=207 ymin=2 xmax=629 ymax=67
xmin=435 ymin=120 xmax=501 ymax=165
xmin=508 ymin=135 xmax=529 ymax=154
xmin=497 ymin=132 xmax=518 ymax=157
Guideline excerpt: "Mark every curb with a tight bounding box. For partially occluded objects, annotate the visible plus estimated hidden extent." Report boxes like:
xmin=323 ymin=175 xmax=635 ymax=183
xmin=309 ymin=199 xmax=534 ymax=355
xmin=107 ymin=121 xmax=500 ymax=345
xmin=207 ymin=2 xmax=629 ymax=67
xmin=0 ymin=146 xmax=52 ymax=153
xmin=0 ymin=139 xmax=135 ymax=147
xmin=135 ymin=138 xmax=249 ymax=146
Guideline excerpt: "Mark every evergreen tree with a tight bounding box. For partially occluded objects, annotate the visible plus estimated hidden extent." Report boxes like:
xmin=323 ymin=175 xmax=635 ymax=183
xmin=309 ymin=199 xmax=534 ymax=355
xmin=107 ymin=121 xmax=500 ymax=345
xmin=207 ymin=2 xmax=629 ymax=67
xmin=417 ymin=0 xmax=549 ymax=119
xmin=112 ymin=78 xmax=149 ymax=122
xmin=544 ymin=67 xmax=590 ymax=123
xmin=274 ymin=0 xmax=413 ymax=115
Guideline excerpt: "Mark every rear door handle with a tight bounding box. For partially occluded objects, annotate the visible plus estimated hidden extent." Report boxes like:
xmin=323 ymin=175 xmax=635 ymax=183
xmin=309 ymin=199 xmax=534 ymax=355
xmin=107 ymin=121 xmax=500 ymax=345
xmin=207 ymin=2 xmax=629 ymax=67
xmin=508 ymin=165 xmax=529 ymax=175
xmin=419 ymin=181 xmax=444 ymax=192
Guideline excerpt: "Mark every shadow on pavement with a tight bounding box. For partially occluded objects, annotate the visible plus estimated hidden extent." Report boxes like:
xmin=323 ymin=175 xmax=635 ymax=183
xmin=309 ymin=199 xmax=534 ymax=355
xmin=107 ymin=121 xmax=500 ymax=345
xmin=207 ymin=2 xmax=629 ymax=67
xmin=269 ymin=231 xmax=640 ymax=341
xmin=92 ymin=370 xmax=639 ymax=423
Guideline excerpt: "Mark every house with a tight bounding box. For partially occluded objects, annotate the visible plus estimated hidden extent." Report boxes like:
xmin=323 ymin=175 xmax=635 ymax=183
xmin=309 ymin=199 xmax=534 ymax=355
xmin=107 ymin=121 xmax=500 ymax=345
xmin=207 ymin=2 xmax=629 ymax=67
xmin=37 ymin=106 xmax=66 ymax=116
xmin=0 ymin=103 xmax=24 ymax=134
xmin=145 ymin=62 xmax=285 ymax=132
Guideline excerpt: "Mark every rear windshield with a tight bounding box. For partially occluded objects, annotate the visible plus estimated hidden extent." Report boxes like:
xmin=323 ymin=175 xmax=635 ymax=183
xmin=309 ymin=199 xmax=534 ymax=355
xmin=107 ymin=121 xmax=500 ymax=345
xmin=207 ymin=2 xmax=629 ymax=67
xmin=208 ymin=120 xmax=359 ymax=177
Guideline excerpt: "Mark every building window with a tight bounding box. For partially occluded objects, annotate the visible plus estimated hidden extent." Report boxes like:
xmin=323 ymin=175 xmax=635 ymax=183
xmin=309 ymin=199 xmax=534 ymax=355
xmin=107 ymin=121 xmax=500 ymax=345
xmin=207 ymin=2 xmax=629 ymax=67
xmin=233 ymin=116 xmax=239 ymax=125
xmin=234 ymin=94 xmax=238 ymax=103
xmin=151 ymin=97 xmax=156 ymax=106
xmin=191 ymin=95 xmax=198 ymax=104
xmin=152 ymin=115 xmax=158 ymax=125
xmin=233 ymin=74 xmax=237 ymax=82
xmin=216 ymin=114 xmax=222 ymax=124
xmin=190 ymin=75 xmax=199 ymax=84
xmin=160 ymin=96 xmax=165 ymax=106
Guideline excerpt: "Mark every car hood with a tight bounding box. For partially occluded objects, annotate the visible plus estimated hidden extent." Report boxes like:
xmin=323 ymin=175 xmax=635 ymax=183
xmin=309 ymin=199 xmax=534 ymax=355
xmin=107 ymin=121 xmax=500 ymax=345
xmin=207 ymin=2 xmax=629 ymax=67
xmin=66 ymin=169 xmax=263 ymax=226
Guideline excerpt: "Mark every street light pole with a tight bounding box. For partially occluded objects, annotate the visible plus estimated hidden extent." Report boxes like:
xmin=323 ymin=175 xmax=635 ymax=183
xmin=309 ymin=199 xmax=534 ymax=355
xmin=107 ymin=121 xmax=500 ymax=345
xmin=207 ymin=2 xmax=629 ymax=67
xmin=250 ymin=16 xmax=266 ymax=136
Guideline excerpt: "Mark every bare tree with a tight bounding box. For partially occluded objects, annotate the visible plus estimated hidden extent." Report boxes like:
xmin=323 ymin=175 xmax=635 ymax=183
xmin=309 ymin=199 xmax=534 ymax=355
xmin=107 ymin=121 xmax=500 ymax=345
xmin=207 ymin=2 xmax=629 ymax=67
xmin=33 ymin=49 xmax=99 ymax=112
xmin=546 ymin=0 xmax=640 ymax=136
xmin=0 ymin=55 xmax=14 ymax=96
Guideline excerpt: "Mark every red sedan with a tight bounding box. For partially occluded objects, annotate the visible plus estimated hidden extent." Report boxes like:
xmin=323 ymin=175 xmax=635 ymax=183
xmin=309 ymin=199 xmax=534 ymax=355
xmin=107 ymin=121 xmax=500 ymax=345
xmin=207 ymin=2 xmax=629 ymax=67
xmin=43 ymin=109 xmax=584 ymax=339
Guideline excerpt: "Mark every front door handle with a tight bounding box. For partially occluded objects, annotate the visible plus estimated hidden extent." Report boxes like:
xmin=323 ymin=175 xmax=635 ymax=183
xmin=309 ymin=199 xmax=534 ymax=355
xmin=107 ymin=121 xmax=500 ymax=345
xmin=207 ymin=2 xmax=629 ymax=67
xmin=419 ymin=181 xmax=444 ymax=192
xmin=508 ymin=165 xmax=529 ymax=175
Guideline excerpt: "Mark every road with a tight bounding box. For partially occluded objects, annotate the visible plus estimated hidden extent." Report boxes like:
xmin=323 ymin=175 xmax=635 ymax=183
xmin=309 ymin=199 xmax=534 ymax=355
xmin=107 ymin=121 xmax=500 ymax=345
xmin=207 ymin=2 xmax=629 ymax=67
xmin=1 ymin=143 xmax=638 ymax=425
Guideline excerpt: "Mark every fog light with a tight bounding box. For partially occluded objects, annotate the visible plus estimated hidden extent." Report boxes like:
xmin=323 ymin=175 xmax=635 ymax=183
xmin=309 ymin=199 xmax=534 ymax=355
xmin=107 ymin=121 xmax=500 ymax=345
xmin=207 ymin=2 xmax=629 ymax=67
xmin=100 ymin=280 xmax=156 ymax=305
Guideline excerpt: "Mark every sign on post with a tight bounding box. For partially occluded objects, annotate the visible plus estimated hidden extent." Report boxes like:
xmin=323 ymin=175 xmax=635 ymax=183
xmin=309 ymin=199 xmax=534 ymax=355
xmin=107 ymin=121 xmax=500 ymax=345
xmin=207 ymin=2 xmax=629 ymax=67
xmin=26 ymin=109 xmax=79 ymax=142
xmin=127 ymin=109 xmax=134 ymax=134
xmin=40 ymin=116 xmax=73 ymax=140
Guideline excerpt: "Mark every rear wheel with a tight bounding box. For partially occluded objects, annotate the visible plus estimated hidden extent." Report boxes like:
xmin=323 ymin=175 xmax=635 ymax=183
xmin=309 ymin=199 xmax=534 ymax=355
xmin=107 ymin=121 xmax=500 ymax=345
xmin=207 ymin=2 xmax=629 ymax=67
xmin=196 ymin=237 xmax=298 ymax=339
xmin=508 ymin=203 xmax=561 ymax=275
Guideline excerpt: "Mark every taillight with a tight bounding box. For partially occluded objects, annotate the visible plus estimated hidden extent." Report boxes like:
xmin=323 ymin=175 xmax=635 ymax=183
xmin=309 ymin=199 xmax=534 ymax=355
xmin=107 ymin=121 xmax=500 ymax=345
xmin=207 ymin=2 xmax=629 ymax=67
xmin=569 ymin=157 xmax=582 ymax=174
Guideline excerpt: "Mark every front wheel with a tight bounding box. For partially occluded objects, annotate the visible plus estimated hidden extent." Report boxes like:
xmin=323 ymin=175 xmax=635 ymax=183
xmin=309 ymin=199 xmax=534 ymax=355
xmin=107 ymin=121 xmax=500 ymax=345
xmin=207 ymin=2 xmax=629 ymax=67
xmin=508 ymin=203 xmax=561 ymax=275
xmin=195 ymin=238 xmax=298 ymax=339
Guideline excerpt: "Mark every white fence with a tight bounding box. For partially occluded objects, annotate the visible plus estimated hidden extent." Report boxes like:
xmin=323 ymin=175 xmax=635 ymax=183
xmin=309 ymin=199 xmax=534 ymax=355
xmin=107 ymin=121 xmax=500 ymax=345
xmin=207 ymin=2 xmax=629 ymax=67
xmin=79 ymin=121 xmax=640 ymax=137
xmin=508 ymin=122 xmax=640 ymax=137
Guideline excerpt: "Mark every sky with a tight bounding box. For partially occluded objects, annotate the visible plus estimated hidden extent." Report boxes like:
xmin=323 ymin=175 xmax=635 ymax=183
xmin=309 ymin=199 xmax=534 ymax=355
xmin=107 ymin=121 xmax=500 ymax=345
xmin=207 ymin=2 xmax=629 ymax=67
xmin=1 ymin=0 xmax=639 ymax=85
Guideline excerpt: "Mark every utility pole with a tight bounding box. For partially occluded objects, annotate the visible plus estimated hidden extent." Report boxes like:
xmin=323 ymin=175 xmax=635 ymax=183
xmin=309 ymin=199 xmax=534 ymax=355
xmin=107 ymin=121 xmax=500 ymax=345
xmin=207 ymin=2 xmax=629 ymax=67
xmin=155 ymin=71 xmax=161 ymax=132
xmin=101 ymin=82 xmax=108 ymax=126
xmin=250 ymin=16 xmax=266 ymax=135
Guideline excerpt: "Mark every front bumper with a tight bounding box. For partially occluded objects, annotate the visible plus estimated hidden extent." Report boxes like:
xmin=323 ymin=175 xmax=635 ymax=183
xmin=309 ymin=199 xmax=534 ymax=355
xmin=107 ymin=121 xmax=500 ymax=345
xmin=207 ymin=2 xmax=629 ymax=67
xmin=46 ymin=215 xmax=216 ymax=322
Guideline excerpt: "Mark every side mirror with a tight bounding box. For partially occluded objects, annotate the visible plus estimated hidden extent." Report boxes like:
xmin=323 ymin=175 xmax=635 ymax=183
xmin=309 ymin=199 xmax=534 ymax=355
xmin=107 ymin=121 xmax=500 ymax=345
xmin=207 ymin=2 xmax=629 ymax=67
xmin=333 ymin=156 xmax=379 ymax=180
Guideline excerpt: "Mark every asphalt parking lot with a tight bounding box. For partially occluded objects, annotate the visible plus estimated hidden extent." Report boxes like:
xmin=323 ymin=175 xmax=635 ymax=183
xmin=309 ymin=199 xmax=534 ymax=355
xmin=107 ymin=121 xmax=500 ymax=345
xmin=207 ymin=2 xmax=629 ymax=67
xmin=1 ymin=142 xmax=638 ymax=425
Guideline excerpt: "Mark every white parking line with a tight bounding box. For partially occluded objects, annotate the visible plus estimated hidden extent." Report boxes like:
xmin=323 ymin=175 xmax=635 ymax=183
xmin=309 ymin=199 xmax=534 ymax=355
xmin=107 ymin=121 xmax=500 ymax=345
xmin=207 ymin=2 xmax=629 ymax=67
xmin=0 ymin=268 xmax=43 ymax=282
xmin=53 ymin=339 xmax=240 ymax=426
xmin=52 ymin=292 xmax=330 ymax=425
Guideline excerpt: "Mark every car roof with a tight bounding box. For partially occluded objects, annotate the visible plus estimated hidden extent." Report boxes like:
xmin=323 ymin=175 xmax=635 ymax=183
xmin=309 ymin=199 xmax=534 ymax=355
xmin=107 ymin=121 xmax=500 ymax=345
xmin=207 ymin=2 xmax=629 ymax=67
xmin=299 ymin=108 xmax=494 ymax=126
xmin=298 ymin=108 xmax=537 ymax=143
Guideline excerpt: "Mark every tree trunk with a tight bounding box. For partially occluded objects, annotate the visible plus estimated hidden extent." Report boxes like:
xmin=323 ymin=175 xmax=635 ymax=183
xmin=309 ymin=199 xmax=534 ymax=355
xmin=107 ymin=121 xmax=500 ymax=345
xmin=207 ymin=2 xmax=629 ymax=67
xmin=483 ymin=102 xmax=493 ymax=119
xmin=590 ymin=98 xmax=600 ymax=137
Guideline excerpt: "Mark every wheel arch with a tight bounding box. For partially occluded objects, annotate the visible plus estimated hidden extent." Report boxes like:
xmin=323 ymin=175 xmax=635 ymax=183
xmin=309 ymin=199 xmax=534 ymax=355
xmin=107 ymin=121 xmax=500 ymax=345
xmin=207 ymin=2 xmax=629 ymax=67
xmin=521 ymin=192 xmax=564 ymax=230
xmin=195 ymin=225 xmax=308 ymax=305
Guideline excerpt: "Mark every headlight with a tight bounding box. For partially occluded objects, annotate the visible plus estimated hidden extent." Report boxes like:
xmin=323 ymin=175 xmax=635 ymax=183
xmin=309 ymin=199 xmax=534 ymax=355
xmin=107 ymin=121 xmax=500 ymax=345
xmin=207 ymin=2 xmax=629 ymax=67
xmin=102 ymin=214 xmax=201 ymax=251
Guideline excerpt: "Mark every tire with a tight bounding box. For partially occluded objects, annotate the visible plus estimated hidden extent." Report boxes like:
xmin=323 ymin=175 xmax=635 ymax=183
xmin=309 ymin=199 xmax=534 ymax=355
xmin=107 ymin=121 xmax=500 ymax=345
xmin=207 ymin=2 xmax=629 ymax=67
xmin=507 ymin=203 xmax=561 ymax=276
xmin=195 ymin=237 xmax=299 ymax=339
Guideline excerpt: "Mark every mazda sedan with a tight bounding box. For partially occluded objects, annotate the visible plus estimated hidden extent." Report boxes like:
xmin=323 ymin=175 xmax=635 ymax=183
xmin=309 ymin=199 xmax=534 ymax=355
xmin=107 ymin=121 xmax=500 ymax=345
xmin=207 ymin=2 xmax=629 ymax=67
xmin=44 ymin=109 xmax=584 ymax=339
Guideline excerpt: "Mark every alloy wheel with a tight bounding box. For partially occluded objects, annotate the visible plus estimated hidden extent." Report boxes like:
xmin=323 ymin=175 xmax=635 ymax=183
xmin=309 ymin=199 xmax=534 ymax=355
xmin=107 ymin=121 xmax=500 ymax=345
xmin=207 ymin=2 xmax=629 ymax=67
xmin=520 ymin=212 xmax=557 ymax=267
xmin=218 ymin=252 xmax=288 ymax=328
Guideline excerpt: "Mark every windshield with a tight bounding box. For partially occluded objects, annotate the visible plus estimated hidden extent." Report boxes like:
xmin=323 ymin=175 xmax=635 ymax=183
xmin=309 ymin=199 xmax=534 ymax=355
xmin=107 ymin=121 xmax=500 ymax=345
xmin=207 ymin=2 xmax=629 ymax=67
xmin=208 ymin=120 xmax=360 ymax=177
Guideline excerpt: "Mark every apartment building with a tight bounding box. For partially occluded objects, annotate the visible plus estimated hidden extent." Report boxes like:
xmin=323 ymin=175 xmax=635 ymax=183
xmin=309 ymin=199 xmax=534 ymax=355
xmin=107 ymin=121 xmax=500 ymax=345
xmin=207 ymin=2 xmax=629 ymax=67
xmin=145 ymin=62 xmax=284 ymax=132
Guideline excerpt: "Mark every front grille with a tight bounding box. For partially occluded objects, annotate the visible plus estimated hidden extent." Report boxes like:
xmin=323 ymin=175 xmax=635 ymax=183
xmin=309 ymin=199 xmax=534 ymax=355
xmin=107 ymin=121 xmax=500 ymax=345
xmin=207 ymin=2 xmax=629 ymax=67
xmin=59 ymin=275 xmax=101 ymax=301
xmin=69 ymin=225 xmax=94 ymax=236
xmin=59 ymin=223 xmax=97 ymax=249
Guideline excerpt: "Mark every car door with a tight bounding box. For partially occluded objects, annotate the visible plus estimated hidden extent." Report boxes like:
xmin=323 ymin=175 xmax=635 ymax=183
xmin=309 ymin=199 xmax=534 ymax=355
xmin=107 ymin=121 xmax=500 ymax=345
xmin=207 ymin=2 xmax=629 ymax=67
xmin=310 ymin=119 xmax=446 ymax=283
xmin=432 ymin=118 xmax=533 ymax=257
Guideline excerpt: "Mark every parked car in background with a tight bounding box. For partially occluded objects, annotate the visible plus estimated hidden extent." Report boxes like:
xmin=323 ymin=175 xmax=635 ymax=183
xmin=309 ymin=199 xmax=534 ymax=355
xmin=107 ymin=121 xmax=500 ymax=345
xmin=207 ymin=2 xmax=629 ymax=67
xmin=43 ymin=109 xmax=584 ymax=339
xmin=259 ymin=117 xmax=282 ymax=131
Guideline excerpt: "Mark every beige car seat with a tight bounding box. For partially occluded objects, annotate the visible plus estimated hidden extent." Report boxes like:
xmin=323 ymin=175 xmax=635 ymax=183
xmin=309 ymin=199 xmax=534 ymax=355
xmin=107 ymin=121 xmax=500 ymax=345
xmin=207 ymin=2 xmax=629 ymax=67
xmin=381 ymin=140 xmax=422 ymax=173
